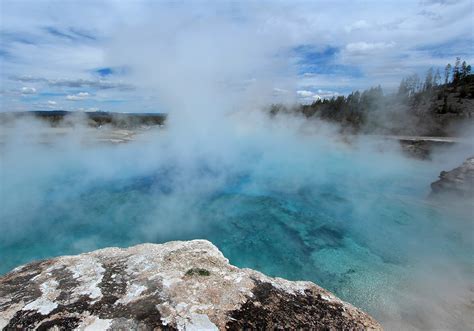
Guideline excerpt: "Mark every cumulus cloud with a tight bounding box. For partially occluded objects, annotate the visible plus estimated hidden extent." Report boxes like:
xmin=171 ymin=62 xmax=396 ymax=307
xmin=21 ymin=87 xmax=37 ymax=95
xmin=417 ymin=9 xmax=442 ymax=20
xmin=66 ymin=92 xmax=90 ymax=101
xmin=0 ymin=0 xmax=472 ymax=109
xmin=296 ymin=90 xmax=315 ymax=98
xmin=344 ymin=20 xmax=371 ymax=32
xmin=296 ymin=89 xmax=339 ymax=104
xmin=345 ymin=41 xmax=396 ymax=54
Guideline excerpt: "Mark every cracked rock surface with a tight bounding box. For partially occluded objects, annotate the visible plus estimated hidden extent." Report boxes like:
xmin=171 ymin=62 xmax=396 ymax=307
xmin=0 ymin=240 xmax=382 ymax=330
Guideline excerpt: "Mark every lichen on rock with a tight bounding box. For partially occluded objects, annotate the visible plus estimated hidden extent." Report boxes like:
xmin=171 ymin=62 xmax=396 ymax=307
xmin=0 ymin=240 xmax=382 ymax=330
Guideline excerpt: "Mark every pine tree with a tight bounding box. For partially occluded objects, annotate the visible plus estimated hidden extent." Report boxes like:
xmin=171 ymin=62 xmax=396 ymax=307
xmin=444 ymin=63 xmax=452 ymax=85
xmin=398 ymin=78 xmax=409 ymax=96
xmin=453 ymin=57 xmax=461 ymax=83
xmin=424 ymin=67 xmax=434 ymax=90
xmin=461 ymin=61 xmax=468 ymax=79
xmin=434 ymin=68 xmax=441 ymax=86
xmin=459 ymin=61 xmax=471 ymax=80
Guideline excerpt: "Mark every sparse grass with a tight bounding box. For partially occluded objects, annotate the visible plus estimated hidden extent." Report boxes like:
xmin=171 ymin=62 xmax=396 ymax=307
xmin=185 ymin=268 xmax=211 ymax=276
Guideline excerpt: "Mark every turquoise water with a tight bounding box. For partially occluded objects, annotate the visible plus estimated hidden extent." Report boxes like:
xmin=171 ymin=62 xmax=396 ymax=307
xmin=1 ymin=129 xmax=472 ymax=329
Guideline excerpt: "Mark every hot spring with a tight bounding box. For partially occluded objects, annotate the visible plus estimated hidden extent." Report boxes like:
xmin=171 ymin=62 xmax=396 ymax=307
xmin=0 ymin=118 xmax=472 ymax=330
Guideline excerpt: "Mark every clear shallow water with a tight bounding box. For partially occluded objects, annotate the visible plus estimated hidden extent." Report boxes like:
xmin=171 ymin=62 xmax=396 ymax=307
xmin=1 ymin=129 xmax=472 ymax=329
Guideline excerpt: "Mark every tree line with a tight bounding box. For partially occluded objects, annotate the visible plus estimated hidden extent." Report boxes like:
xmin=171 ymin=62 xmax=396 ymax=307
xmin=398 ymin=57 xmax=471 ymax=97
xmin=268 ymin=57 xmax=473 ymax=133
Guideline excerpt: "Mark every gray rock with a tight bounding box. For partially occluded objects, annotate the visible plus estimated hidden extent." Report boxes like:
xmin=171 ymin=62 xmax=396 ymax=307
xmin=0 ymin=240 xmax=381 ymax=330
xmin=399 ymin=140 xmax=432 ymax=159
xmin=431 ymin=156 xmax=474 ymax=197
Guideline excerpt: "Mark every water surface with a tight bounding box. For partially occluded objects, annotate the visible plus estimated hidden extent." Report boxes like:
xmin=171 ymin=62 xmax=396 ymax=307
xmin=1 ymin=128 xmax=472 ymax=329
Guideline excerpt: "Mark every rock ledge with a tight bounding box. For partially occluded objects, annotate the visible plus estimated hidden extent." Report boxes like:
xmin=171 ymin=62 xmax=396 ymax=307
xmin=0 ymin=240 xmax=381 ymax=330
xmin=431 ymin=156 xmax=474 ymax=197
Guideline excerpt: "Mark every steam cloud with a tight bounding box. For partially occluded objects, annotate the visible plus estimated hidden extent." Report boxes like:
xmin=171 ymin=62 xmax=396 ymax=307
xmin=1 ymin=2 xmax=473 ymax=330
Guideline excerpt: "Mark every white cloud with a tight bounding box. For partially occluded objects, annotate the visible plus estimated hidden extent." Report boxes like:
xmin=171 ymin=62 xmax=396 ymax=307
xmin=75 ymin=107 xmax=100 ymax=112
xmin=66 ymin=92 xmax=90 ymax=101
xmin=314 ymin=89 xmax=339 ymax=99
xmin=47 ymin=100 xmax=57 ymax=105
xmin=21 ymin=87 xmax=37 ymax=95
xmin=298 ymin=73 xmax=355 ymax=90
xmin=345 ymin=20 xmax=371 ymax=32
xmin=273 ymin=87 xmax=289 ymax=94
xmin=0 ymin=0 xmax=472 ymax=110
xmin=296 ymin=90 xmax=314 ymax=98
xmin=345 ymin=41 xmax=396 ymax=54
xmin=296 ymin=89 xmax=339 ymax=104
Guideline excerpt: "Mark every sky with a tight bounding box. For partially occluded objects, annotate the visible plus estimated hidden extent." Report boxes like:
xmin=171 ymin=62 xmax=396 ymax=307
xmin=0 ymin=0 xmax=473 ymax=112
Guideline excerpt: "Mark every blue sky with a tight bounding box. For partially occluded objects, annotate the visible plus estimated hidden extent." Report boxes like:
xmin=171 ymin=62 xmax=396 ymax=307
xmin=0 ymin=0 xmax=473 ymax=111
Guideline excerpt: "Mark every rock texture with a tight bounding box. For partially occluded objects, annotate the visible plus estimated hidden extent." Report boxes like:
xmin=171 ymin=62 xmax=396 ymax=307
xmin=0 ymin=240 xmax=381 ymax=330
xmin=399 ymin=140 xmax=432 ymax=159
xmin=431 ymin=156 xmax=474 ymax=196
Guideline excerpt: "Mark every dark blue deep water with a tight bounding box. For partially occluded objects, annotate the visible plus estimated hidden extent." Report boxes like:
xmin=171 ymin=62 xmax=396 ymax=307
xmin=1 ymin=131 xmax=472 ymax=329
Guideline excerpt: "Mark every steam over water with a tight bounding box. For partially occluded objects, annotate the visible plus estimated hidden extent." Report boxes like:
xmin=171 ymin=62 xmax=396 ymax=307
xmin=1 ymin=117 xmax=472 ymax=330
xmin=2 ymin=1 xmax=473 ymax=329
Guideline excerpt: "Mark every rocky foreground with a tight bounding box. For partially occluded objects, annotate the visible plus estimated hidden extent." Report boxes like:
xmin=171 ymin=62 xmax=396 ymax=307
xmin=431 ymin=156 xmax=474 ymax=196
xmin=0 ymin=240 xmax=381 ymax=330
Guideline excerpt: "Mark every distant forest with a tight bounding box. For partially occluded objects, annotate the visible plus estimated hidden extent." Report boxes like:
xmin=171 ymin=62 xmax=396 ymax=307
xmin=269 ymin=57 xmax=474 ymax=136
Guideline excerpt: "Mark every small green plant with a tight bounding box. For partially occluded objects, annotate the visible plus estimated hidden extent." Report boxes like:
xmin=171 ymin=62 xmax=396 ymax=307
xmin=185 ymin=268 xmax=210 ymax=276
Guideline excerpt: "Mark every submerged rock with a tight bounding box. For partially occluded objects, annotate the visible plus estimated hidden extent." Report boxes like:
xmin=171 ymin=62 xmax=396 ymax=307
xmin=0 ymin=240 xmax=381 ymax=330
xmin=431 ymin=156 xmax=474 ymax=197
xmin=399 ymin=140 xmax=432 ymax=159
